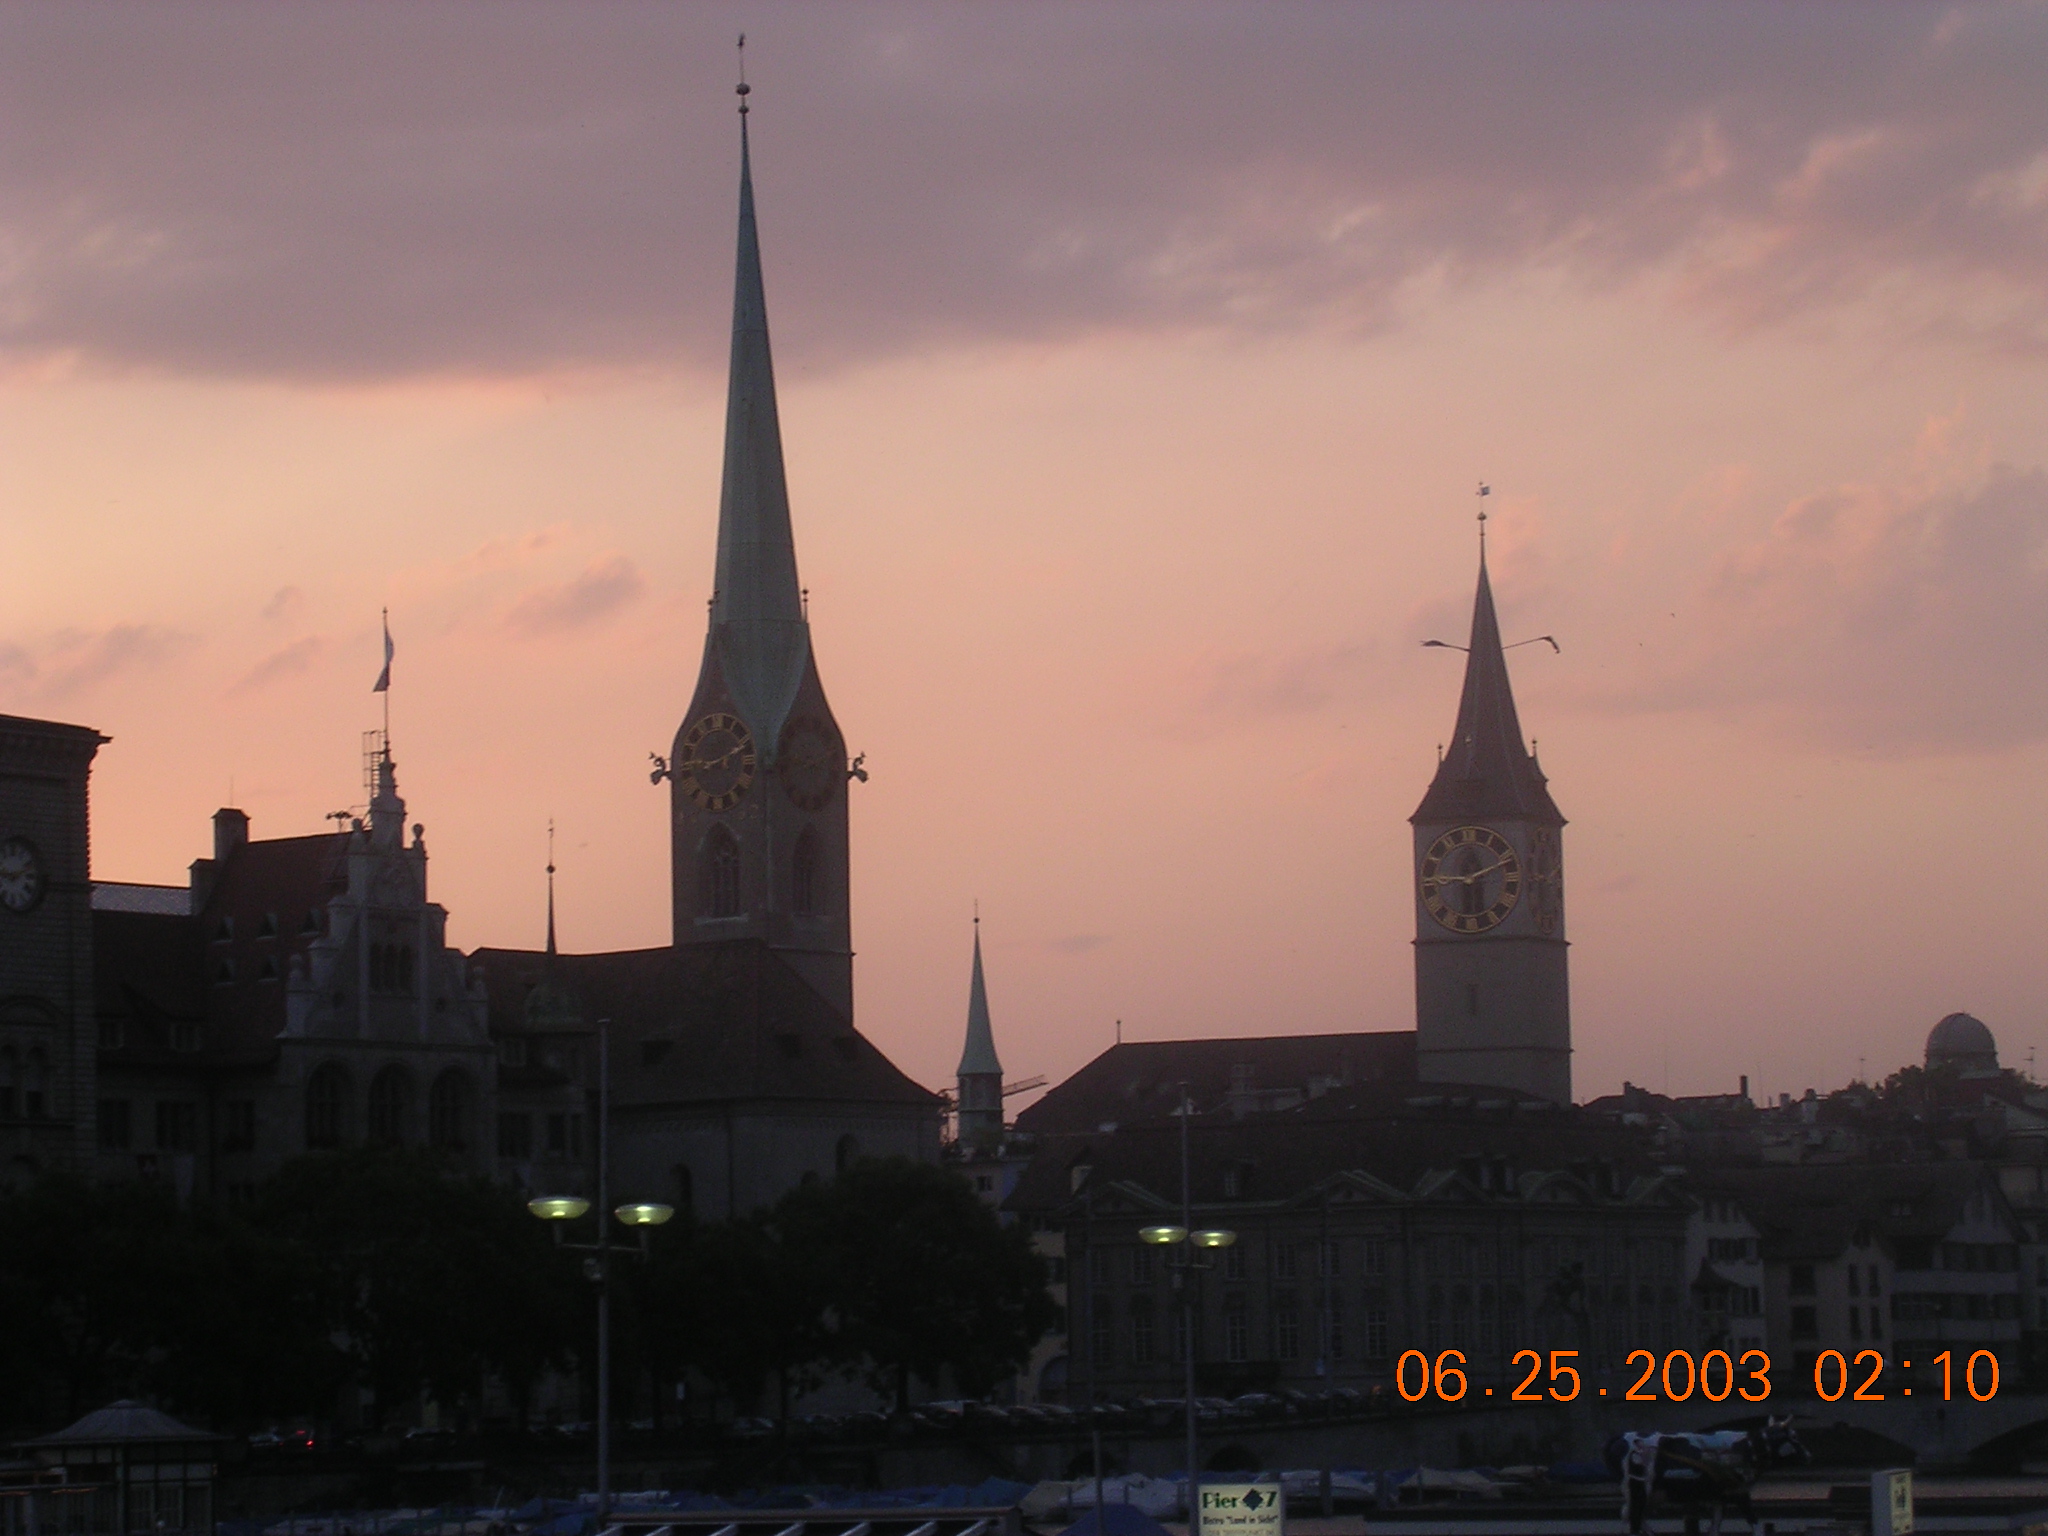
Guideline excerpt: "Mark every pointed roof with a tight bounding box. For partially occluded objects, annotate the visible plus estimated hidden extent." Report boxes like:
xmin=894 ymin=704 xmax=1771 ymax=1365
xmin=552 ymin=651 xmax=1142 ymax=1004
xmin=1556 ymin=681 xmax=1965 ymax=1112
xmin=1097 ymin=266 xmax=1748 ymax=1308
xmin=704 ymin=109 xmax=812 ymax=744
xmin=29 ymin=1400 xmax=219 ymax=1447
xmin=1413 ymin=552 xmax=1563 ymax=825
xmin=957 ymin=920 xmax=1002 ymax=1078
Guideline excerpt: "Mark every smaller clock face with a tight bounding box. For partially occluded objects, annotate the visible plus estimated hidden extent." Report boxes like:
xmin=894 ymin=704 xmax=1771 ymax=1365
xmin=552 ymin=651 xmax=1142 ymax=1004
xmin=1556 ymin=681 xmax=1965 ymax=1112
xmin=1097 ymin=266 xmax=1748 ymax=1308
xmin=1420 ymin=825 xmax=1522 ymax=934
xmin=778 ymin=715 xmax=842 ymax=812
xmin=676 ymin=712 xmax=756 ymax=812
xmin=0 ymin=836 xmax=46 ymax=915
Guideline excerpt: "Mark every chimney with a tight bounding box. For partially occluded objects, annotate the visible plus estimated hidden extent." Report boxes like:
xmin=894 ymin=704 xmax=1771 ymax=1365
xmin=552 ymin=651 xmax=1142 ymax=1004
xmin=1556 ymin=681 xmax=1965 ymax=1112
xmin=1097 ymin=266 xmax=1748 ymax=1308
xmin=1739 ymin=1074 xmax=1749 ymax=1101
xmin=214 ymin=807 xmax=249 ymax=863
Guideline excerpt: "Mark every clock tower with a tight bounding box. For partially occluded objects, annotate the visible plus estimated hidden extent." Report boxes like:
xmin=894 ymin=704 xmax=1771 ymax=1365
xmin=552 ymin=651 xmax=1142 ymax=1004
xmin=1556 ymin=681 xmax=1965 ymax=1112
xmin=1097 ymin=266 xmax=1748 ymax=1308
xmin=669 ymin=101 xmax=854 ymax=1019
xmin=1411 ymin=533 xmax=1570 ymax=1103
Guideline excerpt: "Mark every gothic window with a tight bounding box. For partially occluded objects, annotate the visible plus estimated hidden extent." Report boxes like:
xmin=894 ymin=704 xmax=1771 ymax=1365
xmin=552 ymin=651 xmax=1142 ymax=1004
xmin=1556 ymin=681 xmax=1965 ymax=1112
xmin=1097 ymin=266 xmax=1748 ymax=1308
xmin=367 ymin=1066 xmax=411 ymax=1145
xmin=701 ymin=826 xmax=741 ymax=918
xmin=428 ymin=1070 xmax=472 ymax=1152
xmin=305 ymin=1063 xmax=348 ymax=1150
xmin=792 ymin=827 xmax=820 ymax=915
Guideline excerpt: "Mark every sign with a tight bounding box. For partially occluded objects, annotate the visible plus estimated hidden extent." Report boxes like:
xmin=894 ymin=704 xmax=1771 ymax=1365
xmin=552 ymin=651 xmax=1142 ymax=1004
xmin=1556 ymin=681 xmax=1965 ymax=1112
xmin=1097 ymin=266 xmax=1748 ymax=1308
xmin=1872 ymin=1468 xmax=1913 ymax=1536
xmin=1199 ymin=1484 xmax=1283 ymax=1536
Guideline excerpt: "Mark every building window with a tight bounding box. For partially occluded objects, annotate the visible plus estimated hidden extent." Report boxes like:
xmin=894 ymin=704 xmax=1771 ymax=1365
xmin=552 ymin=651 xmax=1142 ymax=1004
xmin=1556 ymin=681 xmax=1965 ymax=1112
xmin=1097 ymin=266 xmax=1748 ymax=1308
xmin=1132 ymin=1246 xmax=1153 ymax=1284
xmin=1089 ymin=1247 xmax=1114 ymax=1287
xmin=547 ymin=1112 xmax=584 ymax=1157
xmin=1130 ymin=1297 xmax=1156 ymax=1364
xmin=1790 ymin=1305 xmax=1818 ymax=1340
xmin=369 ymin=943 xmax=416 ymax=995
xmin=1364 ymin=1304 xmax=1389 ymax=1362
xmin=1362 ymin=1238 xmax=1387 ymax=1276
xmin=701 ymin=826 xmax=741 ymax=918
xmin=1274 ymin=1242 xmax=1298 ymax=1280
xmin=221 ymin=1099 xmax=256 ymax=1153
xmin=1090 ymin=1307 xmax=1113 ymax=1368
xmin=1224 ymin=1243 xmax=1247 ymax=1281
xmin=1790 ymin=1264 xmax=1816 ymax=1296
xmin=1870 ymin=1265 xmax=1882 ymax=1296
xmin=1849 ymin=1307 xmax=1862 ymax=1340
xmin=155 ymin=1100 xmax=199 ymax=1154
xmin=499 ymin=1035 xmax=529 ymax=1068
xmin=674 ymin=1163 xmax=694 ymax=1217
xmin=428 ymin=1070 xmax=472 ymax=1151
xmin=367 ymin=1066 xmax=411 ymax=1145
xmin=1320 ymin=1239 xmax=1342 ymax=1278
xmin=1224 ymin=1299 xmax=1249 ymax=1362
xmin=792 ymin=828 xmax=820 ymax=915
xmin=1273 ymin=1297 xmax=1300 ymax=1360
xmin=305 ymin=1063 xmax=348 ymax=1150
xmin=497 ymin=1112 xmax=533 ymax=1159
xmin=1324 ymin=1295 xmax=1345 ymax=1360
xmin=97 ymin=1099 xmax=132 ymax=1151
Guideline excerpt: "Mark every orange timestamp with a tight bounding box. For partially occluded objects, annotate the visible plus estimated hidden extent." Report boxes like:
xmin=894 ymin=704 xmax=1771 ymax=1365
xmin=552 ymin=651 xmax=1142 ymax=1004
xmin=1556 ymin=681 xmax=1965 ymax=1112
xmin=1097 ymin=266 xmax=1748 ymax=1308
xmin=1395 ymin=1347 xmax=2002 ymax=1403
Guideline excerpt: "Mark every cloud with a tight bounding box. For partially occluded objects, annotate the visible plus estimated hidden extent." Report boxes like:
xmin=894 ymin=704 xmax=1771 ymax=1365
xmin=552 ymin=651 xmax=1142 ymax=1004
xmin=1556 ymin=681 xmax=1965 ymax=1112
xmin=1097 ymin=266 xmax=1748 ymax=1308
xmin=504 ymin=555 xmax=647 ymax=637
xmin=0 ymin=624 xmax=195 ymax=706
xmin=1051 ymin=934 xmax=1110 ymax=955
xmin=260 ymin=585 xmax=305 ymax=623
xmin=229 ymin=635 xmax=324 ymax=695
xmin=3 ymin=5 xmax=2046 ymax=381
xmin=1147 ymin=639 xmax=1381 ymax=738
xmin=1596 ymin=456 xmax=2048 ymax=752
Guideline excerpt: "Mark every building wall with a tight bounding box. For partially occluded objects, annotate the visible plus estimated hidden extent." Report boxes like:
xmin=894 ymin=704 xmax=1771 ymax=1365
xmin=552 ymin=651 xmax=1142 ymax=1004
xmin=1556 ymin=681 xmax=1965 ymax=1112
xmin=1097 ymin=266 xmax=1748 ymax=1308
xmin=0 ymin=717 xmax=103 ymax=1183
xmin=613 ymin=1103 xmax=940 ymax=1221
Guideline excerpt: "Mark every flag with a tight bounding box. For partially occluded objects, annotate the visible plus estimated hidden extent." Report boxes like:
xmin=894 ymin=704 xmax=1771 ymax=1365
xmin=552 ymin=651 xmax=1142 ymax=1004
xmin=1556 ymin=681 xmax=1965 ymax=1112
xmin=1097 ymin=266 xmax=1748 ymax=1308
xmin=373 ymin=610 xmax=393 ymax=693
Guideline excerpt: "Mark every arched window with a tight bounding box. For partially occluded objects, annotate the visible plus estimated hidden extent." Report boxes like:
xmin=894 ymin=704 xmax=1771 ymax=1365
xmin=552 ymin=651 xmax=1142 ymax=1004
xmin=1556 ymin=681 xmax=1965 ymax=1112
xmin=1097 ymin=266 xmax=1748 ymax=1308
xmin=428 ymin=1070 xmax=472 ymax=1152
xmin=834 ymin=1133 xmax=861 ymax=1175
xmin=367 ymin=1066 xmax=411 ymax=1145
xmin=23 ymin=1049 xmax=46 ymax=1118
xmin=305 ymin=1063 xmax=348 ymax=1150
xmin=701 ymin=826 xmax=741 ymax=919
xmin=792 ymin=827 xmax=820 ymax=915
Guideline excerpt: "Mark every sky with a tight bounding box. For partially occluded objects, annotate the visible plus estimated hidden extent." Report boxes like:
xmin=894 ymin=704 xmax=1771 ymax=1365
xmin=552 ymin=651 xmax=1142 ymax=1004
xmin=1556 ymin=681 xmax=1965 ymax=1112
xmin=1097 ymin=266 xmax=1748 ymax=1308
xmin=5 ymin=2 xmax=2047 ymax=1107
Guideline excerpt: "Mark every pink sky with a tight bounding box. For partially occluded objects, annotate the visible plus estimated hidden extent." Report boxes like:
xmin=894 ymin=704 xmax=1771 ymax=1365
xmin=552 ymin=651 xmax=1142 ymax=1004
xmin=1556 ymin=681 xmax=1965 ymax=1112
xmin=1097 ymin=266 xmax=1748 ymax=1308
xmin=5 ymin=3 xmax=2047 ymax=1106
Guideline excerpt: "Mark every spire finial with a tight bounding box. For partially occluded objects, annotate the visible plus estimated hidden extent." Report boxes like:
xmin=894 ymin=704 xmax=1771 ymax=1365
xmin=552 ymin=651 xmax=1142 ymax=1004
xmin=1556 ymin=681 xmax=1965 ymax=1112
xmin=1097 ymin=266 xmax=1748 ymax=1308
xmin=1476 ymin=481 xmax=1490 ymax=562
xmin=736 ymin=32 xmax=749 ymax=114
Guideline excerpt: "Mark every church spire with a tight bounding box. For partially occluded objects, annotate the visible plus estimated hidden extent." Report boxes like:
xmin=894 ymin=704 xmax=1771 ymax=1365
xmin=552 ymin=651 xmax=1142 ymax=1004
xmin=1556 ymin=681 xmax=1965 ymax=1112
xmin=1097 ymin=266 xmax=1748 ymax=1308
xmin=705 ymin=79 xmax=810 ymax=743
xmin=1412 ymin=513 xmax=1562 ymax=825
xmin=545 ymin=820 xmax=557 ymax=959
xmin=957 ymin=912 xmax=1002 ymax=1078
xmin=955 ymin=911 xmax=1004 ymax=1150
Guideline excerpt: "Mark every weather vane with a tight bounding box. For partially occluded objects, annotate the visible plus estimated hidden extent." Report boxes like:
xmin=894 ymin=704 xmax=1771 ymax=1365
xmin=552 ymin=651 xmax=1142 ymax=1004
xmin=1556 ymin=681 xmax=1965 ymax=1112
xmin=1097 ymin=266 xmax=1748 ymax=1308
xmin=736 ymin=32 xmax=749 ymax=113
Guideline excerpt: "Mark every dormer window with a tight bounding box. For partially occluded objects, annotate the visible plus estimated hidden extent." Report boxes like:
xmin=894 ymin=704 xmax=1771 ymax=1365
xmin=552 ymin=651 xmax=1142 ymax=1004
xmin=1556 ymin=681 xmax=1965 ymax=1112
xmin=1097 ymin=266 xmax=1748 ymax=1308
xmin=300 ymin=911 xmax=321 ymax=936
xmin=214 ymin=959 xmax=234 ymax=985
xmin=213 ymin=916 xmax=233 ymax=942
xmin=257 ymin=911 xmax=278 ymax=938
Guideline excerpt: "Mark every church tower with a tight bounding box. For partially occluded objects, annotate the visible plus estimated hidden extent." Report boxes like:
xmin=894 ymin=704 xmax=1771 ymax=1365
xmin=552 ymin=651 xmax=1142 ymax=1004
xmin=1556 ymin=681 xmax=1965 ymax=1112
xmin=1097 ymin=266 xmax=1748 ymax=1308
xmin=670 ymin=92 xmax=853 ymax=1019
xmin=1411 ymin=521 xmax=1570 ymax=1103
xmin=955 ymin=916 xmax=1004 ymax=1150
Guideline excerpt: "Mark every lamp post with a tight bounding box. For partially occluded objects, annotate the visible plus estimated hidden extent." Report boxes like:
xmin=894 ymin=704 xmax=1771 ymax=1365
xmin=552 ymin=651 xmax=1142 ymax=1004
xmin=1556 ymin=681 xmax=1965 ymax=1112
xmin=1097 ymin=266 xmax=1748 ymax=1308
xmin=528 ymin=1019 xmax=673 ymax=1531
xmin=1139 ymin=1086 xmax=1235 ymax=1536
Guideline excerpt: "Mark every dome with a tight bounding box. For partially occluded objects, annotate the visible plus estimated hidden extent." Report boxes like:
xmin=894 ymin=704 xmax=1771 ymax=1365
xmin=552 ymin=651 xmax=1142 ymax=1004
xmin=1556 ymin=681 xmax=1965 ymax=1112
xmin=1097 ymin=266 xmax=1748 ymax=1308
xmin=1926 ymin=1011 xmax=1999 ymax=1074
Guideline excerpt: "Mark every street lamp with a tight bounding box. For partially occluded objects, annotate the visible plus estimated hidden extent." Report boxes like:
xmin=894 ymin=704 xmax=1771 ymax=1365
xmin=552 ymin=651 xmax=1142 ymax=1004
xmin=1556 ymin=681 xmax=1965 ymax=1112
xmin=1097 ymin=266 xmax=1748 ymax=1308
xmin=1139 ymin=1087 xmax=1235 ymax=1536
xmin=526 ymin=1020 xmax=675 ymax=1530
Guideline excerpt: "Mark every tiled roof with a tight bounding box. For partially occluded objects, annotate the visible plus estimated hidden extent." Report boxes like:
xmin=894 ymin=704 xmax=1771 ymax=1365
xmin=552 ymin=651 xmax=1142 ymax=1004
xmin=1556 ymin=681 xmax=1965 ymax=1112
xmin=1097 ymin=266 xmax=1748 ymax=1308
xmin=28 ymin=1400 xmax=218 ymax=1446
xmin=469 ymin=939 xmax=939 ymax=1111
xmin=1014 ymin=1032 xmax=1416 ymax=1135
xmin=91 ymin=882 xmax=191 ymax=916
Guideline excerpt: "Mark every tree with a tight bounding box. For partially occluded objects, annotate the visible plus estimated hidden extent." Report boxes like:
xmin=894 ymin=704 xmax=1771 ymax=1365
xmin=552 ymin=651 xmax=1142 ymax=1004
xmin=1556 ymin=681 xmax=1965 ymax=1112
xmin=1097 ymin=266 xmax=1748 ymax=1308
xmin=778 ymin=1159 xmax=1056 ymax=1411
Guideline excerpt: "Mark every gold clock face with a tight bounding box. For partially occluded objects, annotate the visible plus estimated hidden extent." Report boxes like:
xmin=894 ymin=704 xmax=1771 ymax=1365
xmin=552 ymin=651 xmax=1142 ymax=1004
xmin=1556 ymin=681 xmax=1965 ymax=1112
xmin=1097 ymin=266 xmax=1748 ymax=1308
xmin=778 ymin=715 xmax=841 ymax=812
xmin=0 ymin=836 xmax=45 ymax=915
xmin=676 ymin=712 xmax=756 ymax=812
xmin=1420 ymin=825 xmax=1521 ymax=934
